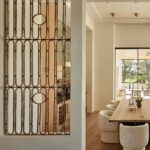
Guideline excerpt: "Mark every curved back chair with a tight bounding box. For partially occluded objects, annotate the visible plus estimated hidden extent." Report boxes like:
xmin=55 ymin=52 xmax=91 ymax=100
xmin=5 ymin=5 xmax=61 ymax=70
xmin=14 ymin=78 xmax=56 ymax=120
xmin=110 ymin=100 xmax=120 ymax=106
xmin=105 ymin=104 xmax=117 ymax=111
xmin=120 ymin=123 xmax=149 ymax=150
xmin=98 ymin=110 xmax=119 ymax=143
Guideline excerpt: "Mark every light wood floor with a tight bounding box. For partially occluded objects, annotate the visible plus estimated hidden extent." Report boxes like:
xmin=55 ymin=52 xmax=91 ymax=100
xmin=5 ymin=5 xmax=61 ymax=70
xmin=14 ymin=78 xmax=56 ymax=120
xmin=86 ymin=112 xmax=150 ymax=150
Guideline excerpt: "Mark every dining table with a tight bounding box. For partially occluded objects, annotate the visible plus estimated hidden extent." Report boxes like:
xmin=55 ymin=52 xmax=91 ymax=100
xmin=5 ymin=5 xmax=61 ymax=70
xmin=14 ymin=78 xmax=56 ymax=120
xmin=109 ymin=100 xmax=150 ymax=123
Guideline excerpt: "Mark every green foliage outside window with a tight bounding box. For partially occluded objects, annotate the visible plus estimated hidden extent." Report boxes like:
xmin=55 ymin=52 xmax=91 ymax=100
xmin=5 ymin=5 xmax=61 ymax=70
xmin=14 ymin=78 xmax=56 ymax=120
xmin=122 ymin=59 xmax=150 ymax=83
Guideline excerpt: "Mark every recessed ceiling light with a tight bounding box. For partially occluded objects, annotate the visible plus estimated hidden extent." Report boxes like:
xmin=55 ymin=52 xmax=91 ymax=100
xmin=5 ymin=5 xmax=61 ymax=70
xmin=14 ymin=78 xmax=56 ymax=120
xmin=110 ymin=12 xmax=115 ymax=17
xmin=134 ymin=12 xmax=139 ymax=17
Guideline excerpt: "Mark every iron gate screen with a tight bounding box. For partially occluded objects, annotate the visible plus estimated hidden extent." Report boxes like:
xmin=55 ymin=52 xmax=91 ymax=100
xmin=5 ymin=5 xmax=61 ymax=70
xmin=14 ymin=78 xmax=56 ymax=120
xmin=4 ymin=0 xmax=71 ymax=135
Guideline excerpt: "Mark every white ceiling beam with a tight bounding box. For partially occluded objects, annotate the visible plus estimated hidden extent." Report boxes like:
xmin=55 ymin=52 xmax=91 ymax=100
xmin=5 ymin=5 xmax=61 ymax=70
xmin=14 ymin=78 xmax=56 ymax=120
xmin=97 ymin=18 xmax=150 ymax=23
xmin=91 ymin=3 xmax=103 ymax=19
xmin=86 ymin=2 xmax=103 ymax=22
xmin=87 ymin=0 xmax=150 ymax=2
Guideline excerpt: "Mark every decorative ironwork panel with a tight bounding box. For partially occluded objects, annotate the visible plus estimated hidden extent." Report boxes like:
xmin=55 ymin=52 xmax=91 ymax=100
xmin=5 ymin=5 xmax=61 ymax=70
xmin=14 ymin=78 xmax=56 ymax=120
xmin=4 ymin=0 xmax=71 ymax=135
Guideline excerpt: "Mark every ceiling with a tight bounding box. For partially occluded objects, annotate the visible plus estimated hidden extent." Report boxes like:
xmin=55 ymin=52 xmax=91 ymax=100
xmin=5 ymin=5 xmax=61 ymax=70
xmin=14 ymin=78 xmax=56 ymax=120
xmin=92 ymin=2 xmax=150 ymax=19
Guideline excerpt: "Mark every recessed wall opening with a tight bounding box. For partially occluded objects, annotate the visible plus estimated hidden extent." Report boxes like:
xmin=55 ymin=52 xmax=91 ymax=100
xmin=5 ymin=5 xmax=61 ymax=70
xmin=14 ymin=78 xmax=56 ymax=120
xmin=4 ymin=0 xmax=71 ymax=135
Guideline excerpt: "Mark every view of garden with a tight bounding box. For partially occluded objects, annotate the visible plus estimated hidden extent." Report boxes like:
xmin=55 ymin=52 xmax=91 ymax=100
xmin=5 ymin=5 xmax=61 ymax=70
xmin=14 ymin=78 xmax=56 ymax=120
xmin=122 ymin=59 xmax=150 ymax=84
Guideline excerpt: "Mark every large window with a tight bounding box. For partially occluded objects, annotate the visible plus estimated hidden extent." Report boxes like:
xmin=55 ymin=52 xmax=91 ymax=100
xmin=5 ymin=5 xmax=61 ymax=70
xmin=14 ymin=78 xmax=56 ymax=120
xmin=115 ymin=48 xmax=150 ymax=100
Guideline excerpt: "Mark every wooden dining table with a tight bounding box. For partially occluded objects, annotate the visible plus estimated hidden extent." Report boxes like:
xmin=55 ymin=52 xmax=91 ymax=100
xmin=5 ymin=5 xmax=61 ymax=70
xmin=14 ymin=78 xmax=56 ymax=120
xmin=109 ymin=100 xmax=150 ymax=123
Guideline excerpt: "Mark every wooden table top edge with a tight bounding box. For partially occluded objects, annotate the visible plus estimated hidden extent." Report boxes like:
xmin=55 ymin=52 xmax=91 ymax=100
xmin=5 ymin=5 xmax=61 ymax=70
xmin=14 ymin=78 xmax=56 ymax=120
xmin=109 ymin=119 xmax=150 ymax=122
xmin=109 ymin=100 xmax=150 ymax=123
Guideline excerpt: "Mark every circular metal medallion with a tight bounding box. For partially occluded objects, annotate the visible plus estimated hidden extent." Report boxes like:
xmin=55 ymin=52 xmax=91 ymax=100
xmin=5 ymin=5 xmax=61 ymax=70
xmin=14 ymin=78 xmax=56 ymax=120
xmin=32 ymin=93 xmax=47 ymax=104
xmin=33 ymin=14 xmax=46 ymax=25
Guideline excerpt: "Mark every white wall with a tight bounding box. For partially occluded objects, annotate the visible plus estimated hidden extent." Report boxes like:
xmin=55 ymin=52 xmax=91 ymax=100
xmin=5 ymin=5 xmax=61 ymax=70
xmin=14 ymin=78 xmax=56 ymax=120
xmin=86 ymin=14 xmax=95 ymax=113
xmin=94 ymin=23 xmax=150 ymax=111
xmin=86 ymin=30 xmax=93 ymax=113
xmin=94 ymin=23 xmax=115 ymax=111
xmin=115 ymin=24 xmax=150 ymax=47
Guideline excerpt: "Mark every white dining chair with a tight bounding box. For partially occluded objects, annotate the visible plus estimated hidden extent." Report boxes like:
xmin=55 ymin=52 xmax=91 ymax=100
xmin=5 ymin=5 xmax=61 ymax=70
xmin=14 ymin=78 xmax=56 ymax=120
xmin=120 ymin=123 xmax=149 ymax=150
xmin=105 ymin=104 xmax=117 ymax=111
xmin=98 ymin=110 xmax=119 ymax=143
xmin=110 ymin=100 xmax=120 ymax=106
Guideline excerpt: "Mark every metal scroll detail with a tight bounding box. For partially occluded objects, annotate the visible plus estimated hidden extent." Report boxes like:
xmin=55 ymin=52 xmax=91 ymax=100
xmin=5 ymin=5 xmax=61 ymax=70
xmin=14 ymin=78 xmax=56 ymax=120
xmin=4 ymin=0 xmax=71 ymax=135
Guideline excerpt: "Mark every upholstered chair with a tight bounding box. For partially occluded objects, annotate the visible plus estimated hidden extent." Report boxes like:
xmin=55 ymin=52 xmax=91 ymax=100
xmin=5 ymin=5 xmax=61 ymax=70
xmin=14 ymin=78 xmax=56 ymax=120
xmin=98 ymin=110 xmax=119 ymax=143
xmin=105 ymin=104 xmax=117 ymax=111
xmin=110 ymin=100 xmax=120 ymax=106
xmin=120 ymin=123 xmax=149 ymax=150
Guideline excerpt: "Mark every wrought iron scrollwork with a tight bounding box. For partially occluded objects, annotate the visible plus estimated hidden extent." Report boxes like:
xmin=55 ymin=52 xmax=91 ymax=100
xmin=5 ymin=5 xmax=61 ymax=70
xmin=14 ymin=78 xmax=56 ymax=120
xmin=4 ymin=0 xmax=71 ymax=135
